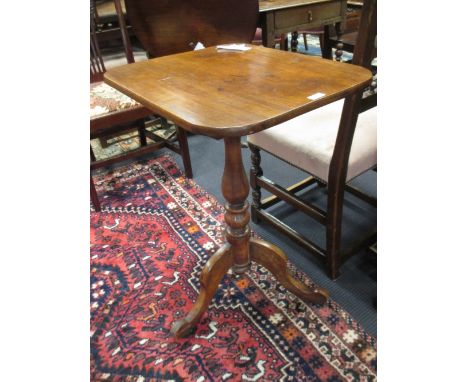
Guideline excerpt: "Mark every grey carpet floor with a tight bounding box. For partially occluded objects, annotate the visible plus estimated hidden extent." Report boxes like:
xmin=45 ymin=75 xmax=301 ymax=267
xmin=154 ymin=133 xmax=377 ymax=337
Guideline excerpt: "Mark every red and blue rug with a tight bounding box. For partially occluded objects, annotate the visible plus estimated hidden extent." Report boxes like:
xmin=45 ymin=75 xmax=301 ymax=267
xmin=91 ymin=155 xmax=377 ymax=381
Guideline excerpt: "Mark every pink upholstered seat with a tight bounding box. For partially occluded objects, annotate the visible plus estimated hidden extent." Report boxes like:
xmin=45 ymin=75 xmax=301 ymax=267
xmin=247 ymin=99 xmax=377 ymax=182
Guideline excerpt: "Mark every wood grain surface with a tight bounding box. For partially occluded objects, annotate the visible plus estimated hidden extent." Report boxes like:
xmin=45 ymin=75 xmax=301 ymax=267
xmin=104 ymin=45 xmax=372 ymax=138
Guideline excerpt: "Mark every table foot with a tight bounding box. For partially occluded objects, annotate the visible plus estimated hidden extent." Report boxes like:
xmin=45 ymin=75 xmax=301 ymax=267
xmin=250 ymin=238 xmax=329 ymax=304
xmin=171 ymin=244 xmax=233 ymax=338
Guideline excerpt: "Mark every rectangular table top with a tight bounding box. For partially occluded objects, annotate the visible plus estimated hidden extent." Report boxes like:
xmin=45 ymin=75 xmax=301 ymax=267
xmin=104 ymin=45 xmax=371 ymax=138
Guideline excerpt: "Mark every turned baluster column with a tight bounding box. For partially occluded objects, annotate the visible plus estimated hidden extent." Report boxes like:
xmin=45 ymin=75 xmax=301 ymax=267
xmin=222 ymin=137 xmax=251 ymax=273
xmin=249 ymin=144 xmax=263 ymax=224
xmin=291 ymin=31 xmax=299 ymax=53
xmin=334 ymin=22 xmax=344 ymax=62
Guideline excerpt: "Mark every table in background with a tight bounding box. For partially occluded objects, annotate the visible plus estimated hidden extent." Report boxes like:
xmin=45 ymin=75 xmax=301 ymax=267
xmin=259 ymin=0 xmax=347 ymax=57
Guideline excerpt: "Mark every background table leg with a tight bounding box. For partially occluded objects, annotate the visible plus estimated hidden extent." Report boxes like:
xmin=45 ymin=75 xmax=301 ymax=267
xmin=334 ymin=22 xmax=344 ymax=62
xmin=322 ymin=25 xmax=333 ymax=59
xmin=291 ymin=31 xmax=299 ymax=52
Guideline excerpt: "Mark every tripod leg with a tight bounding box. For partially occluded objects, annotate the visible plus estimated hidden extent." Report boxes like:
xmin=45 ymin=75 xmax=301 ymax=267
xmin=250 ymin=238 xmax=328 ymax=304
xmin=171 ymin=244 xmax=233 ymax=338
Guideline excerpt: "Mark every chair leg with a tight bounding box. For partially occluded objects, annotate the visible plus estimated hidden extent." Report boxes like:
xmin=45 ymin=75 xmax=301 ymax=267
xmin=248 ymin=143 xmax=263 ymax=224
xmin=90 ymin=145 xmax=96 ymax=162
xmin=322 ymin=25 xmax=333 ymax=59
xmin=138 ymin=119 xmax=147 ymax=146
xmin=303 ymin=33 xmax=308 ymax=50
xmin=99 ymin=136 xmax=109 ymax=148
xmin=318 ymin=33 xmax=324 ymax=55
xmin=90 ymin=175 xmax=101 ymax=212
xmin=90 ymin=147 xmax=101 ymax=211
xmin=325 ymin=180 xmax=345 ymax=280
xmin=176 ymin=126 xmax=193 ymax=178
xmin=160 ymin=116 xmax=169 ymax=130
xmin=279 ymin=34 xmax=286 ymax=50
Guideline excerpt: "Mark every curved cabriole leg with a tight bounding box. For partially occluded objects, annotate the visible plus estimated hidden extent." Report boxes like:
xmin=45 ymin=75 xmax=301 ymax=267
xmin=171 ymin=244 xmax=233 ymax=338
xmin=250 ymin=238 xmax=328 ymax=304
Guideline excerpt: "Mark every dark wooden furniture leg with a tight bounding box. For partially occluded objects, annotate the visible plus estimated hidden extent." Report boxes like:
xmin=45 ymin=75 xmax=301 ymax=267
xmin=322 ymin=25 xmax=333 ymax=59
xmin=90 ymin=175 xmax=101 ymax=212
xmin=326 ymin=92 xmax=363 ymax=278
xmin=176 ymin=126 xmax=193 ymax=178
xmin=137 ymin=119 xmax=147 ymax=146
xmin=250 ymin=144 xmax=263 ymax=224
xmin=334 ymin=22 xmax=344 ymax=62
xmin=90 ymin=146 xmax=101 ymax=211
xmin=291 ymin=31 xmax=299 ymax=52
xmin=171 ymin=137 xmax=328 ymax=338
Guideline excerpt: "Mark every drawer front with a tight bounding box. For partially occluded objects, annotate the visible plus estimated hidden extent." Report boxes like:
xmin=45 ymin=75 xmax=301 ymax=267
xmin=274 ymin=1 xmax=343 ymax=29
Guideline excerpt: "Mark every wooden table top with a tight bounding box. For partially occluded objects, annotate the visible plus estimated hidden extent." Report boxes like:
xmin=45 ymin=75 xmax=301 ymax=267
xmin=259 ymin=0 xmax=338 ymax=12
xmin=104 ymin=45 xmax=372 ymax=138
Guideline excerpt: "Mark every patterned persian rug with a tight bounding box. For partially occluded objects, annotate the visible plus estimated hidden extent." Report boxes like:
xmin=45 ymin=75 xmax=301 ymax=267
xmin=91 ymin=155 xmax=377 ymax=381
xmin=90 ymin=117 xmax=177 ymax=162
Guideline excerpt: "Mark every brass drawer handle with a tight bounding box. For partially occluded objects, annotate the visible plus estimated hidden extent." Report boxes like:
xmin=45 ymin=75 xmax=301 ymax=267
xmin=308 ymin=10 xmax=313 ymax=22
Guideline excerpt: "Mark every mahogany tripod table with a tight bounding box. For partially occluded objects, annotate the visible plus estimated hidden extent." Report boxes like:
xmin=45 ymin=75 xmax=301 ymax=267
xmin=104 ymin=45 xmax=372 ymax=338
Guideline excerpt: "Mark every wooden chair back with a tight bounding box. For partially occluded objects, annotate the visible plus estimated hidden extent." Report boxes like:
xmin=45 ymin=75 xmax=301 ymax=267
xmin=351 ymin=0 xmax=377 ymax=70
xmin=90 ymin=0 xmax=135 ymax=83
xmin=123 ymin=0 xmax=259 ymax=58
xmin=330 ymin=0 xmax=377 ymax=194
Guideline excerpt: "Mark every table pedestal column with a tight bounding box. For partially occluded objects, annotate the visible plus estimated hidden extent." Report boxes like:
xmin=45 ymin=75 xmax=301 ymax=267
xmin=171 ymin=137 xmax=328 ymax=338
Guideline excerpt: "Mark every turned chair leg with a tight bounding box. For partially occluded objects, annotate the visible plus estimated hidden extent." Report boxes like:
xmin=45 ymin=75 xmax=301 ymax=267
xmin=291 ymin=31 xmax=299 ymax=52
xmin=249 ymin=143 xmax=263 ymax=224
xmin=334 ymin=22 xmax=343 ymax=62
xmin=176 ymin=126 xmax=193 ymax=178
